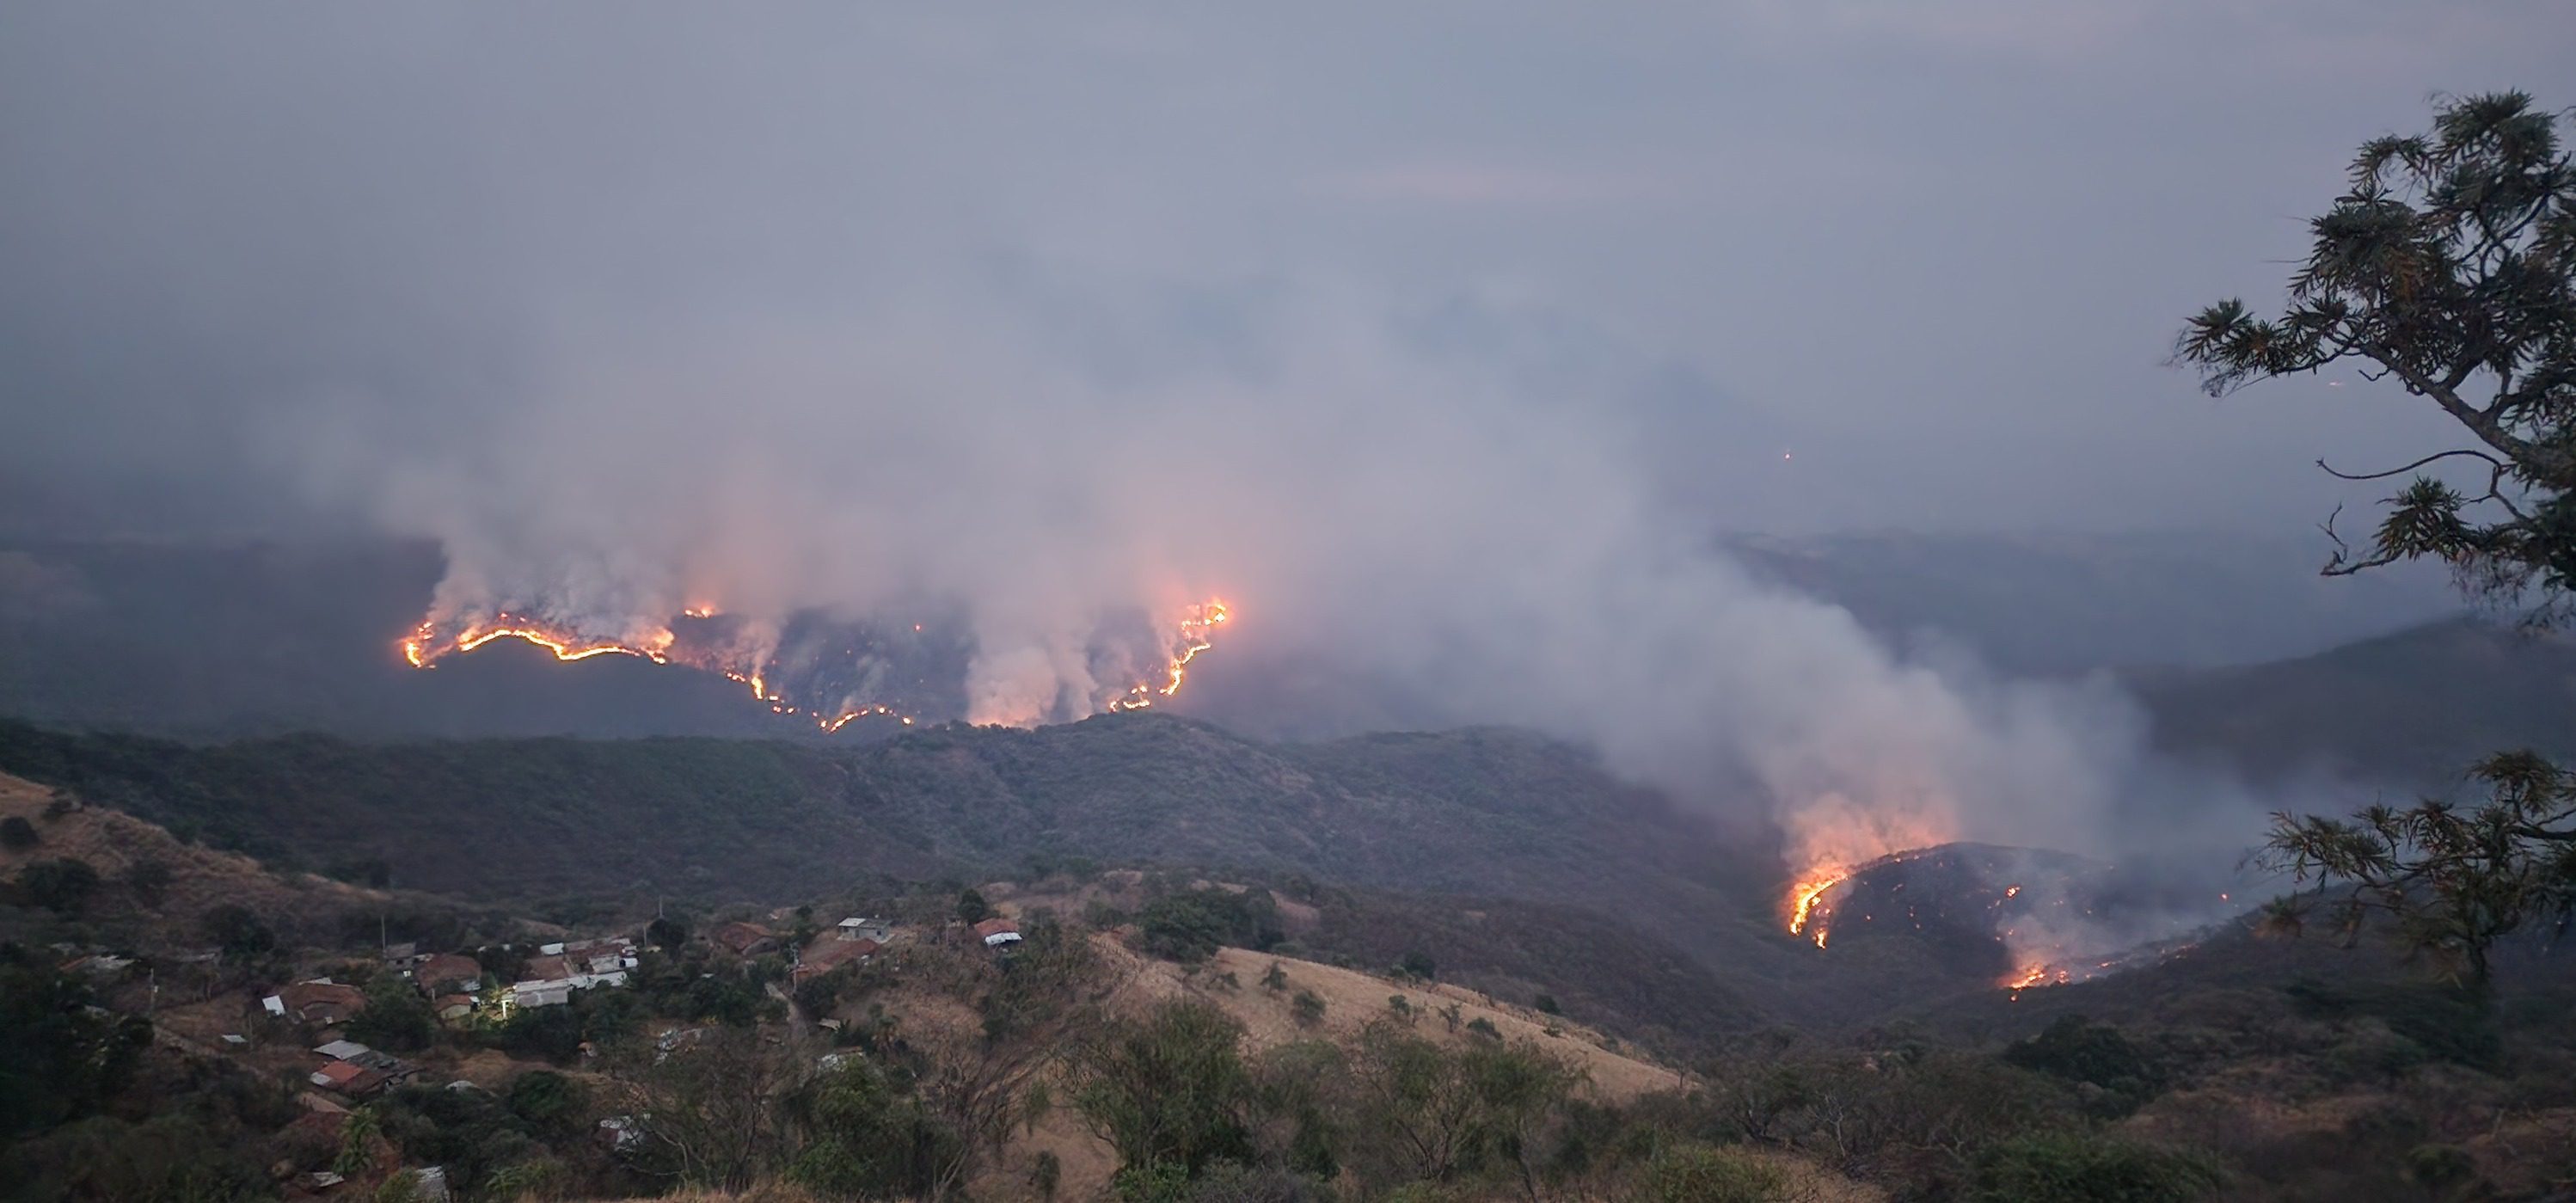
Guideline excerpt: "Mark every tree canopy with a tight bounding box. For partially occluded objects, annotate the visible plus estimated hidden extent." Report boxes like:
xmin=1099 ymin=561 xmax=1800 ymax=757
xmin=2181 ymin=91 xmax=2576 ymax=987
xmin=2180 ymin=90 xmax=2576 ymax=614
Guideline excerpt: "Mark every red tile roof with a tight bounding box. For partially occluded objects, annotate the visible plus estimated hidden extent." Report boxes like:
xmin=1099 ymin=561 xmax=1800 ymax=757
xmin=279 ymin=981 xmax=369 ymax=1023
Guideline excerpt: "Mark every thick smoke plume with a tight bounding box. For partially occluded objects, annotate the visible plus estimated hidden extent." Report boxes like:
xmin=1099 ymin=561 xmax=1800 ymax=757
xmin=284 ymin=284 xmax=2277 ymax=885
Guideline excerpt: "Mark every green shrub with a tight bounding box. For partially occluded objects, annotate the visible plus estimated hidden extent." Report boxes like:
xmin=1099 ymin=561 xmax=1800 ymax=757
xmin=1140 ymin=888 xmax=1282 ymax=963
xmin=1641 ymin=1143 xmax=1788 ymax=1202
xmin=2003 ymin=1015 xmax=2161 ymax=1114
xmin=199 ymin=905 xmax=276 ymax=962
xmin=2401 ymin=1143 xmax=2475 ymax=1192
xmin=16 ymin=856 xmax=98 ymax=915
xmin=0 ymin=815 xmax=37 ymax=850
xmin=1970 ymin=1132 xmax=2221 ymax=1203
xmin=1291 ymin=991 xmax=1327 ymax=1028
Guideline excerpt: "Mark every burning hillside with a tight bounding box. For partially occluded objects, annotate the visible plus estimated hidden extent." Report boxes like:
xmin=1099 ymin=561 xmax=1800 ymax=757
xmin=399 ymin=598 xmax=1230 ymax=732
xmin=1788 ymin=842 xmax=2217 ymax=995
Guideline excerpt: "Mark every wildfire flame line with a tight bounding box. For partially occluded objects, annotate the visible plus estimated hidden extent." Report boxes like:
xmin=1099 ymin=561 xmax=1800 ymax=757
xmin=1107 ymin=600 xmax=1230 ymax=713
xmin=402 ymin=616 xmax=672 ymax=669
xmin=1782 ymin=846 xmax=1942 ymax=953
xmin=398 ymin=597 xmax=1231 ymax=730
xmin=1787 ymin=873 xmax=1847 ymax=948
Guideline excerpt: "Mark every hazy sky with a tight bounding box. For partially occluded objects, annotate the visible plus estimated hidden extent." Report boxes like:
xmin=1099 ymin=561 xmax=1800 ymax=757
xmin=5 ymin=3 xmax=2567 ymax=537
xmin=6 ymin=3 xmax=2544 ymax=883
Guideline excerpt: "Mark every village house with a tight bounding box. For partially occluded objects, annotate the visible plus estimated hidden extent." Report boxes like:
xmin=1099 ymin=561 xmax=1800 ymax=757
xmin=432 ymin=994 xmax=475 ymax=1023
xmin=508 ymin=965 xmax=628 ymax=1010
xmin=598 ymin=1114 xmax=647 ymax=1151
xmin=973 ymin=917 xmax=1022 ymax=948
xmin=263 ymin=979 xmax=369 ymax=1026
xmin=835 ymin=916 xmax=893 ymax=942
xmin=307 ymin=1039 xmax=419 ymax=1099
xmin=412 ymin=952 xmax=482 ymax=997
xmin=538 ymin=936 xmax=639 ymax=975
xmin=791 ymin=936 xmax=879 ymax=983
xmin=309 ymin=1059 xmax=389 ymax=1098
xmin=708 ymin=920 xmax=776 ymax=958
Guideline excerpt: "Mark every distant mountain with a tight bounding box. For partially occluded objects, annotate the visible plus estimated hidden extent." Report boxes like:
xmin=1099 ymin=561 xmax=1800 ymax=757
xmin=2127 ymin=617 xmax=2576 ymax=791
xmin=1724 ymin=530 xmax=2463 ymax=674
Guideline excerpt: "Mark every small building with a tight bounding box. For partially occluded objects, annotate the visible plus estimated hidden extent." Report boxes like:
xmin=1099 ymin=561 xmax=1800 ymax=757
xmin=59 ymin=953 xmax=133 ymax=978
xmin=263 ymin=980 xmax=370 ymax=1026
xmin=792 ymin=936 xmax=879 ymax=983
xmin=414 ymin=953 xmax=482 ymax=997
xmin=310 ymin=1059 xmax=390 ymax=1098
xmin=539 ymin=936 xmax=639 ymax=975
xmin=836 ymin=917 xmax=893 ymax=943
xmin=509 ymin=969 xmax=626 ymax=1010
xmin=432 ymin=994 xmax=475 ymax=1023
xmin=708 ymin=921 xmax=776 ymax=958
xmin=598 ymin=1114 xmax=647 ymax=1151
xmin=313 ymin=1039 xmax=372 ymax=1061
xmin=973 ymin=918 xmax=1022 ymax=948
xmin=510 ymin=979 xmax=572 ymax=1009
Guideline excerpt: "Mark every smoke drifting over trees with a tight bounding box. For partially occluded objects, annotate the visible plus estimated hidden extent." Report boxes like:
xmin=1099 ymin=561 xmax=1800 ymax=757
xmin=1 ymin=3 xmax=2474 ymax=873
xmin=297 ymin=287 xmax=2277 ymax=881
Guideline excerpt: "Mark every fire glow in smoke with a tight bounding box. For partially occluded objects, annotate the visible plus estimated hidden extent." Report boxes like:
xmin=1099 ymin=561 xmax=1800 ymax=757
xmin=397 ymin=596 xmax=1233 ymax=732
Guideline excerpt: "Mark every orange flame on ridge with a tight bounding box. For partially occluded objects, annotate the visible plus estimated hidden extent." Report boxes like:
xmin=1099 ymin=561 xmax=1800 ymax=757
xmin=1108 ymin=600 xmax=1230 ymax=713
xmin=400 ymin=597 xmax=1234 ymax=729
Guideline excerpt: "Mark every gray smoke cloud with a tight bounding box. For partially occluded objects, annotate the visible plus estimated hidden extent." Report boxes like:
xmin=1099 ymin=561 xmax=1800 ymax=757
xmin=3 ymin=3 xmax=2542 ymax=898
xmin=276 ymin=276 xmax=2281 ymax=885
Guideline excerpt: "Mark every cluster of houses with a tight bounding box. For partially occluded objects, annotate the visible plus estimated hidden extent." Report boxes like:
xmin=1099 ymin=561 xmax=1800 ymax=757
xmin=506 ymin=936 xmax=637 ymax=1010
xmin=256 ymin=911 xmax=975 ymax=1100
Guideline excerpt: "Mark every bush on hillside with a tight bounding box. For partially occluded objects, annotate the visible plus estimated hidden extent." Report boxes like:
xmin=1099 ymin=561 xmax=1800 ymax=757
xmin=1640 ymin=1143 xmax=1788 ymax=1203
xmin=2003 ymin=1015 xmax=2162 ymax=1115
xmin=1140 ymin=888 xmax=1283 ymax=964
xmin=1969 ymin=1132 xmax=2220 ymax=1203
xmin=15 ymin=857 xmax=98 ymax=915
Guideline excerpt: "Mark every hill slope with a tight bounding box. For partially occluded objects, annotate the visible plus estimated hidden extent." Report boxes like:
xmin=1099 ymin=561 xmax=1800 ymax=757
xmin=2127 ymin=617 xmax=2576 ymax=789
xmin=0 ymin=716 xmax=1892 ymax=1034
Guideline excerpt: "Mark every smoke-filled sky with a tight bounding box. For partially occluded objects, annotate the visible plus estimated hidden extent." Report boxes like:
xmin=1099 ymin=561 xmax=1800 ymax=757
xmin=0 ymin=5 xmax=2559 ymax=865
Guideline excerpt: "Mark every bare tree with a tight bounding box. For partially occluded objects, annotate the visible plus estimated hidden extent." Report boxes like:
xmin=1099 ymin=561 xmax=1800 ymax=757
xmin=610 ymin=1026 xmax=793 ymax=1192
